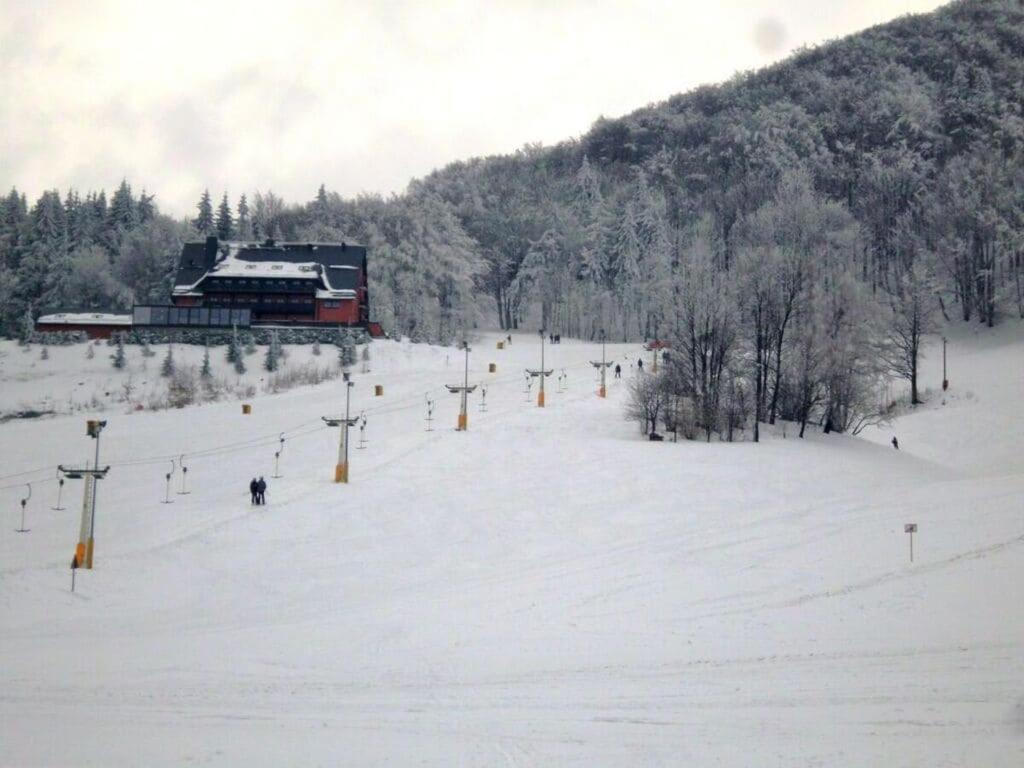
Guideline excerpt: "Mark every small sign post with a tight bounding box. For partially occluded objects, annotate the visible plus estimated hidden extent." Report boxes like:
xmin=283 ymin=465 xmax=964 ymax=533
xmin=905 ymin=523 xmax=918 ymax=562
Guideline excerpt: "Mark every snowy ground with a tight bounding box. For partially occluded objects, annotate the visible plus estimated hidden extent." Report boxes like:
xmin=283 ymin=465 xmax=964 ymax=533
xmin=1 ymin=326 xmax=1022 ymax=766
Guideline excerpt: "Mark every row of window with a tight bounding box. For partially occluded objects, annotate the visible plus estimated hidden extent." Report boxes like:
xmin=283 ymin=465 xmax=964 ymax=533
xmin=207 ymin=295 xmax=315 ymax=306
xmin=206 ymin=278 xmax=315 ymax=291
xmin=133 ymin=306 xmax=251 ymax=327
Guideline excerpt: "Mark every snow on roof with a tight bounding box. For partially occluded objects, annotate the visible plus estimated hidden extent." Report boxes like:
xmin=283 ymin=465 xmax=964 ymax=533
xmin=37 ymin=313 xmax=132 ymax=326
xmin=210 ymin=246 xmax=320 ymax=279
xmin=315 ymin=289 xmax=357 ymax=300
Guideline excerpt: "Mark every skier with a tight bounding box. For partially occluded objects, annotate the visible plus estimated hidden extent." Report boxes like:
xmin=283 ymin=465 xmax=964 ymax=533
xmin=257 ymin=476 xmax=267 ymax=504
xmin=614 ymin=363 xmax=621 ymax=379
xmin=249 ymin=477 xmax=258 ymax=505
xmin=891 ymin=436 xmax=899 ymax=450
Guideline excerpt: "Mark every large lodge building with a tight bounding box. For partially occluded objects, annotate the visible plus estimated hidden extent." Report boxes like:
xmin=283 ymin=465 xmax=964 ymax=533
xmin=170 ymin=237 xmax=369 ymax=325
xmin=38 ymin=237 xmax=382 ymax=338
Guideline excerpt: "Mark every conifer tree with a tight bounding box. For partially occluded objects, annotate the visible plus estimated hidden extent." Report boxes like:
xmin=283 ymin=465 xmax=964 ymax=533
xmin=264 ymin=331 xmax=282 ymax=372
xmin=237 ymin=194 xmax=251 ymax=239
xmin=216 ymin=192 xmax=234 ymax=240
xmin=337 ymin=329 xmax=356 ymax=368
xmin=161 ymin=344 xmax=175 ymax=377
xmin=19 ymin=305 xmax=34 ymax=345
xmin=226 ymin=327 xmax=242 ymax=364
xmin=85 ymin=343 xmax=95 ymax=360
xmin=108 ymin=179 xmax=136 ymax=231
xmin=137 ymin=190 xmax=155 ymax=223
xmin=312 ymin=339 xmax=321 ymax=356
xmin=40 ymin=345 xmax=49 ymax=360
xmin=361 ymin=344 xmax=370 ymax=372
xmin=200 ymin=342 xmax=212 ymax=379
xmin=193 ymin=190 xmax=214 ymax=234
xmin=111 ymin=334 xmax=126 ymax=369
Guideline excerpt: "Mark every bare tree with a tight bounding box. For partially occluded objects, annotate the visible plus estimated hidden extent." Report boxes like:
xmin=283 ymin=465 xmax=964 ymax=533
xmin=880 ymin=261 xmax=937 ymax=405
xmin=625 ymin=371 xmax=665 ymax=435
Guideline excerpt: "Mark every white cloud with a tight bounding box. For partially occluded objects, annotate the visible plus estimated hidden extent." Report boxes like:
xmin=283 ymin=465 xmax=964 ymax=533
xmin=0 ymin=0 xmax=946 ymax=216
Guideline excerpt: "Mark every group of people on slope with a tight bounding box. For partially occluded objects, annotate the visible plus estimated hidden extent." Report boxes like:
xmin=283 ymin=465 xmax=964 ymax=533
xmin=249 ymin=476 xmax=268 ymax=505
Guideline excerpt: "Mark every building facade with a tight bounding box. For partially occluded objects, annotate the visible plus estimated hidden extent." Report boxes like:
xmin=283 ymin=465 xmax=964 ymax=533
xmin=171 ymin=237 xmax=370 ymax=326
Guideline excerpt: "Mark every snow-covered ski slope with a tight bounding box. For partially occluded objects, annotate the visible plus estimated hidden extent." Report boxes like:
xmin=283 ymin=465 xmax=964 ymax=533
xmin=1 ymin=325 xmax=1022 ymax=767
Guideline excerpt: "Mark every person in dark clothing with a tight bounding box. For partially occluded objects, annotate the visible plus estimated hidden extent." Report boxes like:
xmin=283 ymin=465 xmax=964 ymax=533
xmin=257 ymin=476 xmax=267 ymax=504
xmin=507 ymin=334 xmax=511 ymax=344
xmin=614 ymin=363 xmax=621 ymax=379
xmin=249 ymin=478 xmax=258 ymax=505
xmin=637 ymin=358 xmax=644 ymax=371
xmin=891 ymin=436 xmax=899 ymax=450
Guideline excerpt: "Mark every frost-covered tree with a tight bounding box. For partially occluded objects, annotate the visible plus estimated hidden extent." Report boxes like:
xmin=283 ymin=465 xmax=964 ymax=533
xmin=216 ymin=192 xmax=234 ymax=240
xmin=19 ymin=305 xmax=34 ymax=345
xmin=111 ymin=334 xmax=126 ymax=369
xmin=193 ymin=189 xmax=214 ymax=235
xmin=264 ymin=331 xmax=282 ymax=372
xmin=200 ymin=343 xmax=212 ymax=379
xmin=236 ymin=194 xmax=252 ymax=240
xmin=311 ymin=339 xmax=321 ymax=356
xmin=337 ymin=329 xmax=356 ymax=369
xmin=880 ymin=261 xmax=937 ymax=405
xmin=161 ymin=344 xmax=175 ymax=377
xmin=625 ymin=369 xmax=666 ymax=435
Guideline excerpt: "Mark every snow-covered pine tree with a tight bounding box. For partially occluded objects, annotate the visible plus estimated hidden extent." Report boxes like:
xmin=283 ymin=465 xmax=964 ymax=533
xmin=337 ymin=329 xmax=357 ymax=369
xmin=85 ymin=344 xmax=95 ymax=360
xmin=40 ymin=345 xmax=49 ymax=360
xmin=193 ymin=190 xmax=214 ymax=235
xmin=236 ymin=194 xmax=251 ymax=240
xmin=111 ymin=334 xmax=126 ymax=369
xmin=19 ymin=305 xmax=34 ymax=345
xmin=264 ymin=332 xmax=281 ymax=372
xmin=141 ymin=340 xmax=155 ymax=357
xmin=226 ymin=327 xmax=241 ymax=364
xmin=361 ymin=344 xmax=370 ymax=372
xmin=200 ymin=342 xmax=212 ymax=379
xmin=216 ymin=193 xmax=234 ymax=240
xmin=108 ymin=179 xmax=136 ymax=232
xmin=312 ymin=340 xmax=321 ymax=356
xmin=161 ymin=344 xmax=175 ymax=377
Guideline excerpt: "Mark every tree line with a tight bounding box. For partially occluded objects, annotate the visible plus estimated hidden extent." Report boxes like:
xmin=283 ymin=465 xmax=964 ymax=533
xmin=1 ymin=0 xmax=1021 ymax=437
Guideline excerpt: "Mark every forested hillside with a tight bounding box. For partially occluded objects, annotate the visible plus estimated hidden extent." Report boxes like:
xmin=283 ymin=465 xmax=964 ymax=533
xmin=1 ymin=0 xmax=1021 ymax=437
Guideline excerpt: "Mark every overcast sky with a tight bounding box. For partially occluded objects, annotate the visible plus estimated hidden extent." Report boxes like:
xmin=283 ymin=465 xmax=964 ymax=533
xmin=1 ymin=0 xmax=946 ymax=218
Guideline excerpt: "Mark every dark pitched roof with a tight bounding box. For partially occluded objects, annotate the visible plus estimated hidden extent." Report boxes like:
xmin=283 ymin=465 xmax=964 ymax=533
xmin=173 ymin=237 xmax=367 ymax=291
xmin=173 ymin=240 xmax=219 ymax=289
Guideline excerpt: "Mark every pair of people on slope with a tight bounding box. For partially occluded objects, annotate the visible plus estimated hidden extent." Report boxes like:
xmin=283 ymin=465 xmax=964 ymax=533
xmin=249 ymin=476 xmax=268 ymax=505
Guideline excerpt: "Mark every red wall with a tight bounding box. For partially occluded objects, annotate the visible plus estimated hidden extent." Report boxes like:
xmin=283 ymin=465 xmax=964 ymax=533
xmin=315 ymin=299 xmax=359 ymax=324
xmin=36 ymin=323 xmax=122 ymax=339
